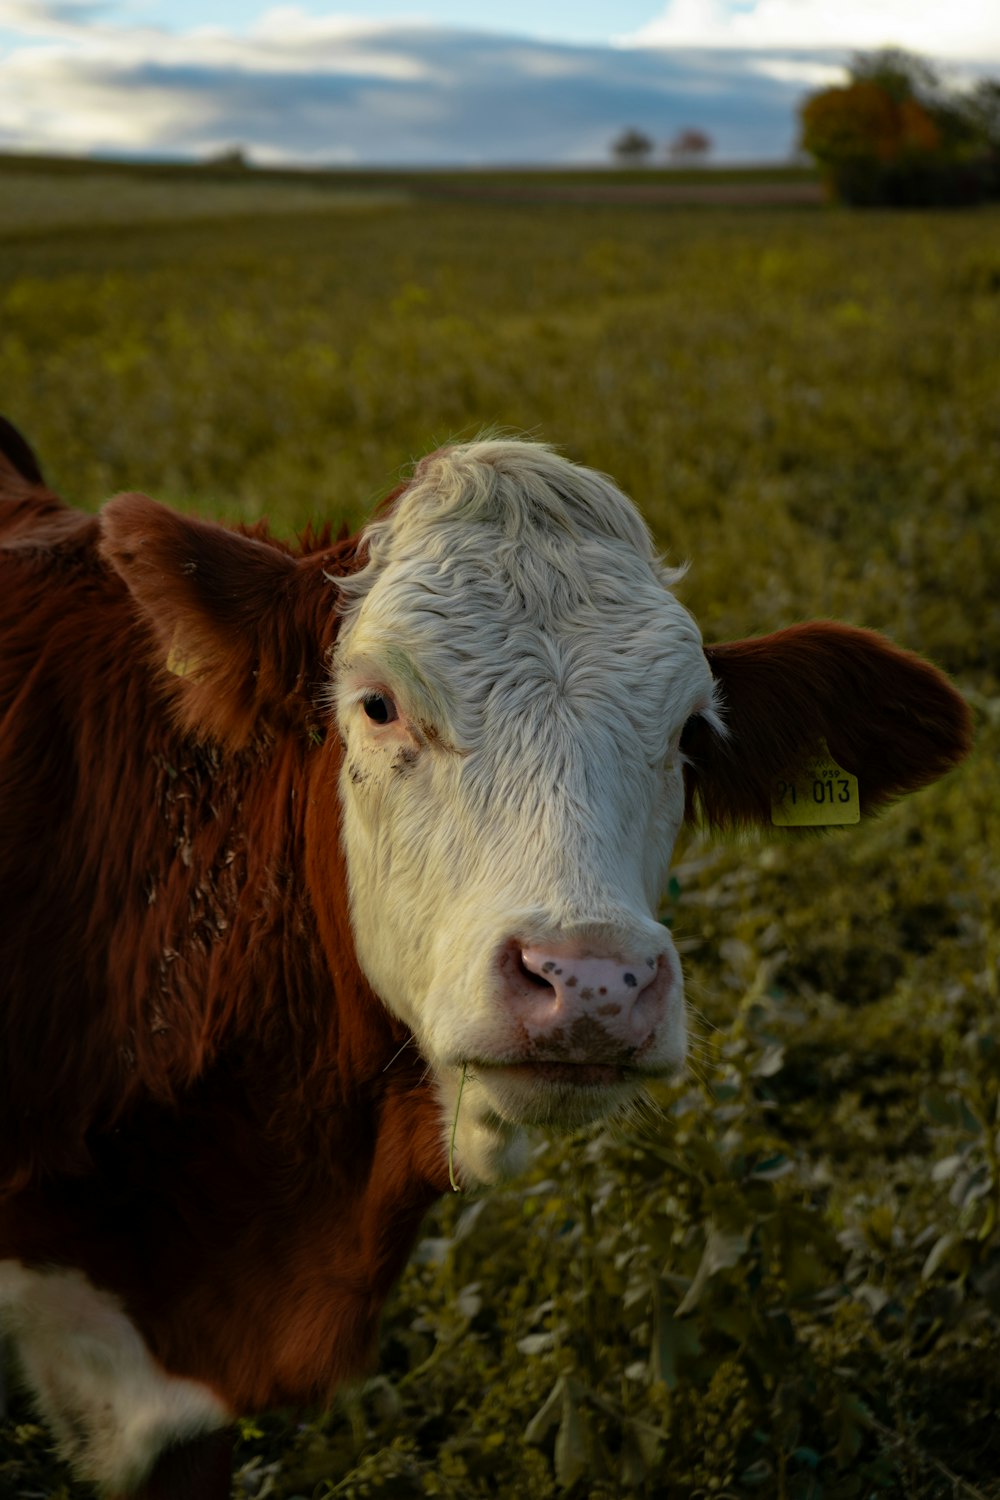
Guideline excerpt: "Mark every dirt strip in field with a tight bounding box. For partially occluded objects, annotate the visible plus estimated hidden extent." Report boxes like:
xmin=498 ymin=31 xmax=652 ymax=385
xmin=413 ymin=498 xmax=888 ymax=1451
xmin=413 ymin=178 xmax=826 ymax=206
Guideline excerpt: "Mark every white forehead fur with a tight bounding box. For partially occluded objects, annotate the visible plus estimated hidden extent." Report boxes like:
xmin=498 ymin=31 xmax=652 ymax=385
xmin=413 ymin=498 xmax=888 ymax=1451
xmin=344 ymin=438 xmax=665 ymax=573
xmin=335 ymin=438 xmax=720 ymax=748
xmin=339 ymin=437 xmax=677 ymax=617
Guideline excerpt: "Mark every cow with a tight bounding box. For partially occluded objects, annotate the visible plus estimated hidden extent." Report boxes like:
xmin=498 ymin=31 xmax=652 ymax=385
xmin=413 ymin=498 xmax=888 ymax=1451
xmin=0 ymin=415 xmax=970 ymax=1500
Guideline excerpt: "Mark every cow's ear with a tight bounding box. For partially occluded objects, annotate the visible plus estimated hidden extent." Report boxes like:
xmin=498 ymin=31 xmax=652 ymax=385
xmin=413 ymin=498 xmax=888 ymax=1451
xmin=682 ymin=622 xmax=972 ymax=829
xmin=0 ymin=415 xmax=45 ymax=485
xmin=99 ymin=493 xmax=340 ymax=750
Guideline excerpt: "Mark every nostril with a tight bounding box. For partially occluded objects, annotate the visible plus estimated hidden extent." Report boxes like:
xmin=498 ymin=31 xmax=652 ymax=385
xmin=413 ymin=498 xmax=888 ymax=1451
xmin=517 ymin=951 xmax=555 ymax=990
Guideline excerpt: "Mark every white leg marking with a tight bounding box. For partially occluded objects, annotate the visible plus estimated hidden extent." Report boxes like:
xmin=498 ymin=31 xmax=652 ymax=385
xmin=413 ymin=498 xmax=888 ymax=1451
xmin=0 ymin=1261 xmax=229 ymax=1495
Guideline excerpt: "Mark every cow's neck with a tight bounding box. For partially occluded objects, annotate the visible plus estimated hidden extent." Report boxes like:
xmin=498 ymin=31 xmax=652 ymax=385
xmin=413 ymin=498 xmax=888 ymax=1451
xmin=135 ymin=724 xmax=408 ymax=1105
xmin=116 ymin=727 xmax=449 ymax=1405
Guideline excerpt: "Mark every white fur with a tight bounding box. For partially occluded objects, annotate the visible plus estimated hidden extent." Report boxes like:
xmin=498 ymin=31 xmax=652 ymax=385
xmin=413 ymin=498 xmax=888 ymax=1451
xmin=333 ymin=439 xmax=721 ymax=1184
xmin=0 ymin=1261 xmax=229 ymax=1495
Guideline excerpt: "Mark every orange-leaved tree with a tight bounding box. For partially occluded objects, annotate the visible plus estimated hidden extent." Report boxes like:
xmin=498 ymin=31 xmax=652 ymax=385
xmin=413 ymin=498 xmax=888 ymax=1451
xmin=800 ymin=49 xmax=998 ymax=206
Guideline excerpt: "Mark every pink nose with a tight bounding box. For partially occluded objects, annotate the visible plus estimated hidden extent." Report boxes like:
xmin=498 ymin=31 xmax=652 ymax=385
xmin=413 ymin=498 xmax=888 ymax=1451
xmin=501 ymin=940 xmax=670 ymax=1052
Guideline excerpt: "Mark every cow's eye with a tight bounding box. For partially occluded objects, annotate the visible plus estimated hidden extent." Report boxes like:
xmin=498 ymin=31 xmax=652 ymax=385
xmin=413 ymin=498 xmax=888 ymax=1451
xmin=679 ymin=711 xmax=704 ymax=755
xmin=363 ymin=691 xmax=398 ymax=725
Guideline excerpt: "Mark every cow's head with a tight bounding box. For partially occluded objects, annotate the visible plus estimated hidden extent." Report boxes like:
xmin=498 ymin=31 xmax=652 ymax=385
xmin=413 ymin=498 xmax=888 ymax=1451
xmin=330 ymin=442 xmax=717 ymax=1180
xmin=101 ymin=439 xmax=971 ymax=1187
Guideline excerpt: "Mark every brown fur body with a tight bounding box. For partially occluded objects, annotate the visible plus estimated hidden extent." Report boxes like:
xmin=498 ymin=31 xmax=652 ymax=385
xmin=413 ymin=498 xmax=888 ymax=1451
xmin=0 ymin=433 xmax=449 ymax=1436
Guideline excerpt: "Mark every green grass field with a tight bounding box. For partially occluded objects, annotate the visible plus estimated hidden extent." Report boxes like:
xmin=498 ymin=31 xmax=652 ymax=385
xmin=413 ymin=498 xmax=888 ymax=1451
xmin=1 ymin=158 xmax=999 ymax=1499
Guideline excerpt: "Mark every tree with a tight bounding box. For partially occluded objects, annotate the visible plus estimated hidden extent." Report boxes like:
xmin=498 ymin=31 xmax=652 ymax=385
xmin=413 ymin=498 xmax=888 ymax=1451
xmin=668 ymin=128 xmax=713 ymax=165
xmin=964 ymin=78 xmax=1000 ymax=152
xmin=204 ymin=146 xmax=251 ymax=171
xmin=611 ymin=128 xmax=654 ymax=166
xmin=800 ymin=49 xmax=1000 ymax=206
xmin=847 ymin=47 xmax=942 ymax=104
xmin=961 ymin=79 xmax=1000 ymax=197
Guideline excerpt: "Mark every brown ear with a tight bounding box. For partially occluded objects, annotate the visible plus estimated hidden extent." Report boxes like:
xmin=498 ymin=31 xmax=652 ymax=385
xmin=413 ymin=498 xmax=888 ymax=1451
xmin=682 ymin=622 xmax=972 ymax=829
xmin=99 ymin=493 xmax=340 ymax=750
xmin=0 ymin=414 xmax=45 ymax=485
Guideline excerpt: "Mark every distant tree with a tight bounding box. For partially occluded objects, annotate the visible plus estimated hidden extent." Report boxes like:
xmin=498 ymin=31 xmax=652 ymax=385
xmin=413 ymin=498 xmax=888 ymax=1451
xmin=800 ymin=49 xmax=1000 ymax=205
xmin=611 ymin=128 xmax=654 ymax=166
xmin=964 ymin=78 xmax=1000 ymax=151
xmin=668 ymin=128 xmax=713 ymax=165
xmin=205 ymin=146 xmax=251 ymax=171
xmin=847 ymin=46 xmax=942 ymax=104
xmin=959 ymin=78 xmax=1000 ymax=194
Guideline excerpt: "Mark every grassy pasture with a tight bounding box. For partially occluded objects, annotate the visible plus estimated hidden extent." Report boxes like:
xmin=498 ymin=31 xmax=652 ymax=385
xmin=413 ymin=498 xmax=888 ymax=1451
xmin=0 ymin=169 xmax=410 ymax=236
xmin=1 ymin=161 xmax=999 ymax=1499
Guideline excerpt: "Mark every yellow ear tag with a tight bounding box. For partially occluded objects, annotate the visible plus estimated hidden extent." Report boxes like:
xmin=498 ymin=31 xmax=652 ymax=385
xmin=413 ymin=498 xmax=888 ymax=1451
xmin=771 ymin=742 xmax=860 ymax=827
xmin=165 ymin=631 xmax=199 ymax=679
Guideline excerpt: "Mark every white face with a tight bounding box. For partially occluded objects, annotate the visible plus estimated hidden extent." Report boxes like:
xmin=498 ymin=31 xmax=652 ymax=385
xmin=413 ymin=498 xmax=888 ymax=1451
xmin=332 ymin=441 xmax=719 ymax=1185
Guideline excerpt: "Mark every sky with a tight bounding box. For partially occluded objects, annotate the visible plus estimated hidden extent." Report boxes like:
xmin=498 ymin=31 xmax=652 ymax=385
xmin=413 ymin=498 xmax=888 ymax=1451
xmin=0 ymin=1 xmax=997 ymax=166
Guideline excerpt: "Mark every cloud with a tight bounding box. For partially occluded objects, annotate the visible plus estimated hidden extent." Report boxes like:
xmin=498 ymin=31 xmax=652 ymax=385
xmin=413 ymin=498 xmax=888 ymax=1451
xmin=623 ymin=0 xmax=1000 ymax=61
xmin=748 ymin=58 xmax=846 ymax=89
xmin=0 ymin=0 xmax=108 ymax=30
xmin=0 ymin=5 xmax=992 ymax=166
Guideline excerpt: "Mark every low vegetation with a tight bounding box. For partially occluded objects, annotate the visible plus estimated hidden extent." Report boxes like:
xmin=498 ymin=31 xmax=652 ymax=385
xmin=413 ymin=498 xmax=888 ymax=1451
xmin=1 ymin=160 xmax=998 ymax=1498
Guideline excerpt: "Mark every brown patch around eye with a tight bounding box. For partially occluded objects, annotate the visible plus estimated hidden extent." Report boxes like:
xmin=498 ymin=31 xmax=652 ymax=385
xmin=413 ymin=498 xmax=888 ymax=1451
xmin=391 ymin=745 xmax=420 ymax=773
xmin=416 ymin=720 xmax=468 ymax=757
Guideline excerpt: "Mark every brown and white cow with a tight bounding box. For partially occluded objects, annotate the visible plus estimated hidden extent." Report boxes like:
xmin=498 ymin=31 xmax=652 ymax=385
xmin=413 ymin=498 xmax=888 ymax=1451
xmin=0 ymin=417 xmax=970 ymax=1498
